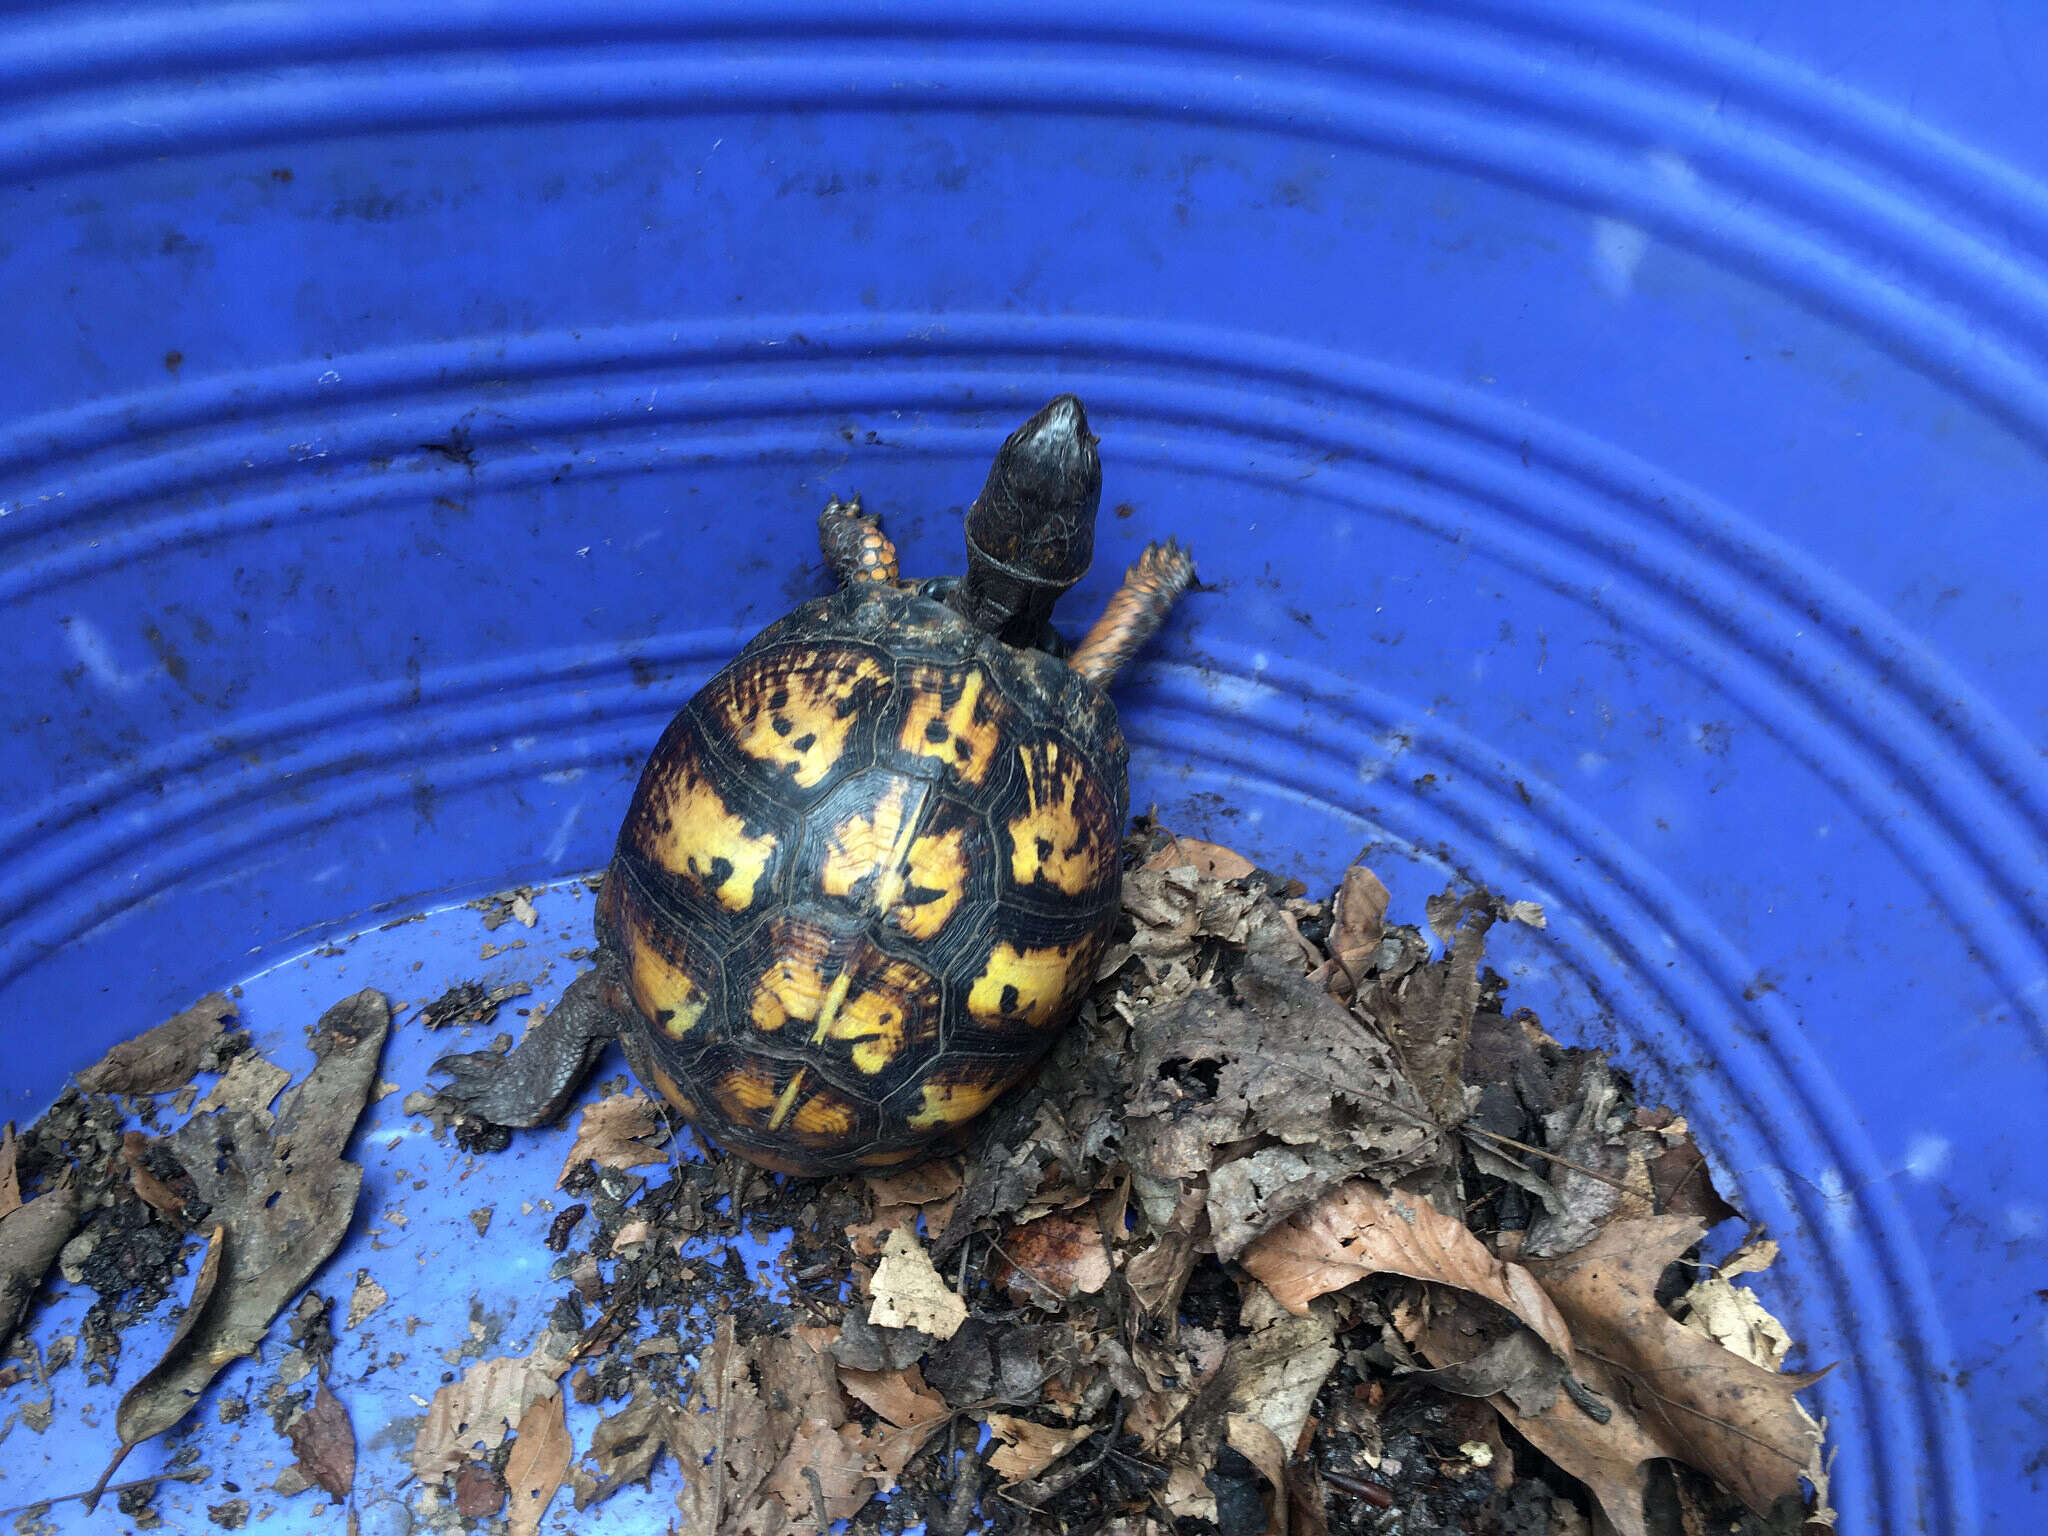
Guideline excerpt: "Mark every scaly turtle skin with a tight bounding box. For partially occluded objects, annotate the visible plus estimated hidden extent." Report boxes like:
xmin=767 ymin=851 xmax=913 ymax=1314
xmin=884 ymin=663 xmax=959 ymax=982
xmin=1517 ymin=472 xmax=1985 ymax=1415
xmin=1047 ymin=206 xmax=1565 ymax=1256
xmin=436 ymin=395 xmax=1194 ymax=1174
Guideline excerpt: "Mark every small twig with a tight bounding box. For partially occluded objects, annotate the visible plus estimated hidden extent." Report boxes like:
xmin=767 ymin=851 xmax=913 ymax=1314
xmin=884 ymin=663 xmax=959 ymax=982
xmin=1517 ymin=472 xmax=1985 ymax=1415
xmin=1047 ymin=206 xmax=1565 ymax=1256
xmin=1461 ymin=1125 xmax=1639 ymax=1196
xmin=0 ymin=1466 xmax=207 ymax=1518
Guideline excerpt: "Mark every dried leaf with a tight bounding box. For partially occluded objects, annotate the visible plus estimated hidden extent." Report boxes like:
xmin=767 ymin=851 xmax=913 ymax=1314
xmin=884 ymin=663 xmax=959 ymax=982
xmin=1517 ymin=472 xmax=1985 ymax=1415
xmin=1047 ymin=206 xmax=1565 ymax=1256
xmin=1316 ymin=864 xmax=1391 ymax=998
xmin=571 ymin=1392 xmax=673 ymax=1510
xmin=768 ymin=1418 xmax=873 ymax=1523
xmin=0 ymin=1124 xmax=19 ymax=1221
xmin=558 ymin=1091 xmax=669 ymax=1185
xmin=119 ymin=1133 xmax=187 ymax=1219
xmin=863 ymin=1160 xmax=962 ymax=1208
xmin=841 ymin=1366 xmax=951 ymax=1485
xmin=90 ymin=1223 xmax=227 ymax=1507
xmin=1530 ymin=1215 xmax=1827 ymax=1523
xmin=868 ymin=1227 xmax=967 ymax=1340
xmin=1125 ymin=954 xmax=1440 ymax=1255
xmin=192 ymin=1051 xmax=292 ymax=1122
xmin=985 ymin=1414 xmax=1094 ymax=1481
xmin=413 ymin=1355 xmax=564 ymax=1480
xmin=830 ymin=1311 xmax=930 ymax=1372
xmin=1379 ymin=896 xmax=1492 ymax=1126
xmin=0 ymin=1180 xmax=79 ymax=1355
xmin=505 ymin=1390 xmax=573 ymax=1536
xmin=1225 ymin=1414 xmax=1291 ymax=1536
xmin=1241 ymin=1180 xmax=1574 ymax=1366
xmin=1679 ymin=1277 xmax=1792 ymax=1371
xmin=347 ymin=1273 xmax=388 ymax=1329
xmin=96 ymin=990 xmax=386 ymax=1507
xmin=286 ymin=1378 xmax=356 ymax=1501
xmin=992 ymin=1212 xmax=1112 ymax=1308
xmin=1141 ymin=835 xmax=1259 ymax=881
xmin=77 ymin=993 xmax=237 ymax=1095
xmin=669 ymin=1316 xmax=785 ymax=1535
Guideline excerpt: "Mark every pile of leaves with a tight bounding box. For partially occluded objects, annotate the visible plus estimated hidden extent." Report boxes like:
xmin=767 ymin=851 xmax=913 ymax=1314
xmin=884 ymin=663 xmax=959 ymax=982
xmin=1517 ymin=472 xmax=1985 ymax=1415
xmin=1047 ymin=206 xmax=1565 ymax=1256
xmin=0 ymin=833 xmax=1836 ymax=1535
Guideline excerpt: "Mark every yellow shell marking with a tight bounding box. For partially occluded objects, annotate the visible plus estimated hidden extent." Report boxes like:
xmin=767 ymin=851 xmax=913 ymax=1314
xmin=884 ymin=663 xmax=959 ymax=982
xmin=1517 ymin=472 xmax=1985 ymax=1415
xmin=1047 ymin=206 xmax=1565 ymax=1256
xmin=627 ymin=941 xmax=710 ymax=1040
xmin=643 ymin=1063 xmax=699 ymax=1121
xmin=1007 ymin=739 xmax=1112 ymax=897
xmin=766 ymin=1066 xmax=810 ymax=1132
xmin=646 ymin=753 xmax=776 ymax=912
xmin=715 ymin=649 xmax=889 ymax=788
xmin=906 ymin=1072 xmax=1009 ymax=1132
xmin=967 ymin=940 xmax=1084 ymax=1031
xmin=897 ymin=665 xmax=1006 ymax=786
xmin=748 ymin=948 xmax=930 ymax=1076
xmin=790 ymin=1092 xmax=856 ymax=1141
xmin=713 ymin=1062 xmax=781 ymax=1122
xmin=819 ymin=777 xmax=969 ymax=941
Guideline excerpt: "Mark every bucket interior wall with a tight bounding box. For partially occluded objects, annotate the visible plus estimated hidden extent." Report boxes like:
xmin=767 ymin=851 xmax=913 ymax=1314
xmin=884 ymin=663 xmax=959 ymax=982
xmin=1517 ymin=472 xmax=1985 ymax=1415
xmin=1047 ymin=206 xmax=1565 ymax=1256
xmin=2 ymin=4 xmax=2043 ymax=1531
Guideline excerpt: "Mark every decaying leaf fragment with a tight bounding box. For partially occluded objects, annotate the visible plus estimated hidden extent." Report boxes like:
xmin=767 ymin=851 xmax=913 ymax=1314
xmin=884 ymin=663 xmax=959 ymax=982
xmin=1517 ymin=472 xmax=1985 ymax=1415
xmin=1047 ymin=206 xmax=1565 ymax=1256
xmin=1124 ymin=953 xmax=1441 ymax=1258
xmin=90 ymin=989 xmax=388 ymax=1508
xmin=77 ymin=992 xmax=238 ymax=1095
xmin=868 ymin=1227 xmax=967 ymax=1340
xmin=986 ymin=1413 xmax=1095 ymax=1482
xmin=558 ymin=1090 xmax=671 ymax=1186
xmin=286 ymin=1377 xmax=356 ymax=1501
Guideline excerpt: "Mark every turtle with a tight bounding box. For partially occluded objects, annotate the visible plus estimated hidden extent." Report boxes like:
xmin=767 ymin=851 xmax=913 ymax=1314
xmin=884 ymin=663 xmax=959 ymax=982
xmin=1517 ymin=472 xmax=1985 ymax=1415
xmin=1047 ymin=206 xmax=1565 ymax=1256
xmin=434 ymin=395 xmax=1194 ymax=1174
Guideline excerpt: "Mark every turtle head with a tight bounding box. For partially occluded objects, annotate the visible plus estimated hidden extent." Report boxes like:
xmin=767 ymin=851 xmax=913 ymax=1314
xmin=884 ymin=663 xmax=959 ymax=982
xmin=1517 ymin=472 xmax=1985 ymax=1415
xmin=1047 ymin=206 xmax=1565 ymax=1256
xmin=950 ymin=394 xmax=1101 ymax=646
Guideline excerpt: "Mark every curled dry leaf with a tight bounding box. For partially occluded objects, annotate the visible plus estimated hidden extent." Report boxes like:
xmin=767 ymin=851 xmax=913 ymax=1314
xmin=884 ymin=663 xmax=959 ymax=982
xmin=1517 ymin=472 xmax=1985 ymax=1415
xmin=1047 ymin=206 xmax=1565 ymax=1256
xmin=119 ymin=1132 xmax=187 ymax=1219
xmin=0 ymin=1178 xmax=79 ymax=1355
xmin=985 ymin=1414 xmax=1095 ymax=1482
xmin=89 ymin=1223 xmax=227 ymax=1509
xmin=867 ymin=1227 xmax=967 ymax=1340
xmin=0 ymin=1124 xmax=19 ymax=1220
xmin=1313 ymin=863 xmax=1391 ymax=999
xmin=286 ymin=1377 xmax=356 ymax=1501
xmin=557 ymin=1091 xmax=669 ymax=1186
xmin=77 ymin=992 xmax=237 ymax=1095
xmin=1241 ymin=1179 xmax=1574 ymax=1366
xmin=1529 ymin=1215 xmax=1828 ymax=1523
xmin=504 ymin=1390 xmax=574 ymax=1536
xmin=841 ymin=1365 xmax=952 ymax=1486
xmin=571 ymin=1392 xmax=673 ymax=1510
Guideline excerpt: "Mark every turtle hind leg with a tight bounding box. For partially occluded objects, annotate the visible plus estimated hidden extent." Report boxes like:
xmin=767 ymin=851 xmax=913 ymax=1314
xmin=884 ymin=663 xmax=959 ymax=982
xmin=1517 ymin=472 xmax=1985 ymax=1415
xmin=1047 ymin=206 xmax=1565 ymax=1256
xmin=432 ymin=958 xmax=627 ymax=1127
xmin=818 ymin=493 xmax=902 ymax=587
xmin=1068 ymin=539 xmax=1197 ymax=687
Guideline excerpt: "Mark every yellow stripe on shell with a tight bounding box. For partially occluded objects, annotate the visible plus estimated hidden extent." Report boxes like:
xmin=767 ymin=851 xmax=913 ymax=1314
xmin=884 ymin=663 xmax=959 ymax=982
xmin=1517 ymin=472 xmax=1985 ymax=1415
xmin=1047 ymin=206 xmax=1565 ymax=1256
xmin=712 ymin=648 xmax=889 ymax=789
xmin=817 ymin=776 xmax=969 ymax=941
xmin=641 ymin=751 xmax=777 ymax=913
xmin=627 ymin=940 xmax=711 ymax=1040
xmin=1007 ymin=738 xmax=1114 ymax=897
xmin=896 ymin=665 xmax=1007 ymax=787
xmin=905 ymin=1072 xmax=1009 ymax=1132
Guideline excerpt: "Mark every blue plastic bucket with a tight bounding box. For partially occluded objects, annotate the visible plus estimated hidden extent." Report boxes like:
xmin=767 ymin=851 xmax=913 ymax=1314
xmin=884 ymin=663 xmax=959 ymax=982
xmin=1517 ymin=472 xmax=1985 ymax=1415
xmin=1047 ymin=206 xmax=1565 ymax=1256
xmin=2 ymin=5 xmax=2042 ymax=1530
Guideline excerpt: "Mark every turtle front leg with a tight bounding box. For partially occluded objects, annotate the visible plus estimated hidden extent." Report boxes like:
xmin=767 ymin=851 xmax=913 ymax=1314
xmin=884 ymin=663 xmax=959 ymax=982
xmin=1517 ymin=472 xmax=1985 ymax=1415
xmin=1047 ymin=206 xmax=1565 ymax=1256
xmin=1067 ymin=539 xmax=1197 ymax=687
xmin=433 ymin=952 xmax=631 ymax=1127
xmin=817 ymin=493 xmax=902 ymax=587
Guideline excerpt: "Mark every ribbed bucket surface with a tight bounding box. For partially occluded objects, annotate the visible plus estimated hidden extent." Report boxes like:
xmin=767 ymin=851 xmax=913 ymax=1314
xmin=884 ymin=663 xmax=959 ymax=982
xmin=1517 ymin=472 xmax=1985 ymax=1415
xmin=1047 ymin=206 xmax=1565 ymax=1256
xmin=1 ymin=5 xmax=2043 ymax=1531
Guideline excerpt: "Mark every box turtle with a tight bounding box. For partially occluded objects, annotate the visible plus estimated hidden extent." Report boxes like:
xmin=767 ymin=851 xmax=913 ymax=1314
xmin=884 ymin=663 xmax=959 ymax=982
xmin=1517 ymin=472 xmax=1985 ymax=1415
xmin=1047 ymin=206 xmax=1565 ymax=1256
xmin=435 ymin=395 xmax=1194 ymax=1174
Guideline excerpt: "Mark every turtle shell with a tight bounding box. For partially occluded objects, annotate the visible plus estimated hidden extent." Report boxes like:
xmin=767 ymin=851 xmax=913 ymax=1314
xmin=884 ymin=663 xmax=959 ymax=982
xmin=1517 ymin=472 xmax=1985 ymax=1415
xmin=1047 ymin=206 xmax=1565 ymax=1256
xmin=598 ymin=582 xmax=1129 ymax=1175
